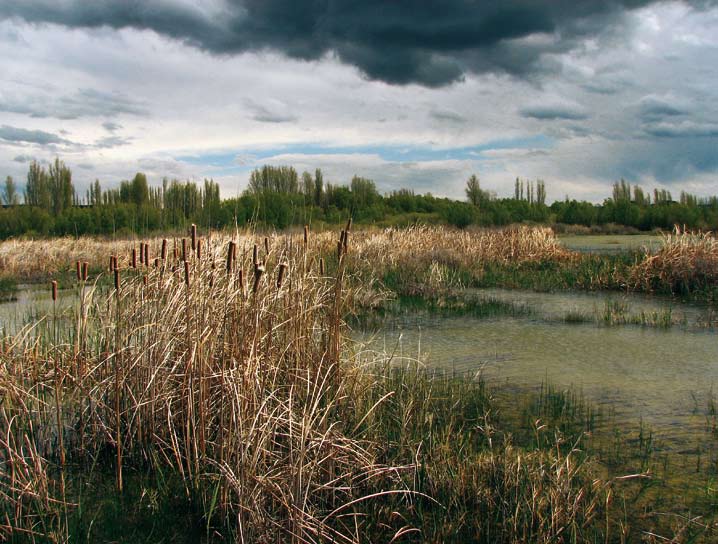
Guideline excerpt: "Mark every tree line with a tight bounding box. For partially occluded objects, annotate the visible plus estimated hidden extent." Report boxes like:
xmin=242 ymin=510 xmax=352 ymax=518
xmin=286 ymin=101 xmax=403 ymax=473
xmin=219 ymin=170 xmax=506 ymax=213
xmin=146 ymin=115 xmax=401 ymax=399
xmin=1 ymin=159 xmax=717 ymax=239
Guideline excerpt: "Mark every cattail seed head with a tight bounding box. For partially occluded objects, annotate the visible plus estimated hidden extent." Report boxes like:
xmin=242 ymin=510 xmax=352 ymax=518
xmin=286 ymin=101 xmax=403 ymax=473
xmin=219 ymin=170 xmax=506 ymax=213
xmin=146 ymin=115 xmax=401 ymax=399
xmin=51 ymin=280 xmax=58 ymax=301
xmin=264 ymin=236 xmax=270 ymax=256
xmin=139 ymin=243 xmax=145 ymax=265
xmin=277 ymin=263 xmax=287 ymax=288
xmin=238 ymin=269 xmax=244 ymax=292
xmin=144 ymin=243 xmax=149 ymax=266
xmin=252 ymin=244 xmax=258 ymax=266
xmin=196 ymin=239 xmax=202 ymax=260
xmin=253 ymin=264 xmax=265 ymax=293
xmin=319 ymin=257 xmax=325 ymax=275
xmin=190 ymin=223 xmax=197 ymax=251
xmin=82 ymin=262 xmax=89 ymax=281
xmin=303 ymin=224 xmax=309 ymax=245
xmin=143 ymin=275 xmax=148 ymax=286
xmin=131 ymin=248 xmax=137 ymax=268
xmin=109 ymin=255 xmax=115 ymax=272
xmin=181 ymin=238 xmax=187 ymax=262
xmin=226 ymin=241 xmax=235 ymax=273
xmin=154 ymin=258 xmax=160 ymax=268
xmin=114 ymin=269 xmax=120 ymax=291
xmin=184 ymin=260 xmax=190 ymax=286
xmin=161 ymin=239 xmax=168 ymax=260
xmin=75 ymin=260 xmax=82 ymax=281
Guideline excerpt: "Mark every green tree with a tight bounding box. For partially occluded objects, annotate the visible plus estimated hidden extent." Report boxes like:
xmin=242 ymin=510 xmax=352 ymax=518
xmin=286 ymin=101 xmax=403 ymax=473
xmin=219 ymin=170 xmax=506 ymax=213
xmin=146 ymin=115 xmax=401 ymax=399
xmin=314 ymin=168 xmax=324 ymax=206
xmin=465 ymin=174 xmax=487 ymax=207
xmin=48 ymin=157 xmax=74 ymax=215
xmin=2 ymin=176 xmax=19 ymax=206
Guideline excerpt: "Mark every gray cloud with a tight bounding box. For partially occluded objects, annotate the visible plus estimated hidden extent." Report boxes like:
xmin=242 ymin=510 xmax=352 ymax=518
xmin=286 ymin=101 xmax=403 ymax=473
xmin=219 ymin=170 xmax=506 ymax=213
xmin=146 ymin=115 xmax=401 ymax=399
xmin=245 ymin=100 xmax=298 ymax=123
xmin=644 ymin=121 xmax=718 ymax=138
xmin=102 ymin=121 xmax=122 ymax=132
xmin=13 ymin=153 xmax=35 ymax=163
xmin=520 ymin=103 xmax=589 ymax=121
xmin=94 ymin=135 xmax=132 ymax=148
xmin=0 ymin=88 xmax=147 ymax=119
xmin=1 ymin=0 xmax=706 ymax=87
xmin=638 ymin=95 xmax=687 ymax=119
xmin=429 ymin=109 xmax=466 ymax=124
xmin=0 ymin=125 xmax=69 ymax=145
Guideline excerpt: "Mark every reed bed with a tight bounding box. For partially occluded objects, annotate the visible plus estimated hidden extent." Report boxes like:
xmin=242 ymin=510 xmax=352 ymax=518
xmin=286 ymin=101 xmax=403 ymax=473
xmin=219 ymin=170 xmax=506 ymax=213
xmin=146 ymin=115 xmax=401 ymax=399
xmin=0 ymin=225 xmax=414 ymax=542
xmin=630 ymin=227 xmax=718 ymax=295
xmin=2 ymin=225 xmax=716 ymax=541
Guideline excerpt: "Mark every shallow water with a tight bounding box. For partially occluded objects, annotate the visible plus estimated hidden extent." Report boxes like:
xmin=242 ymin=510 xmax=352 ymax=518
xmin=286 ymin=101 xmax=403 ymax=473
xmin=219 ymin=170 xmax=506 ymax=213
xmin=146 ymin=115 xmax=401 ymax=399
xmin=356 ymin=289 xmax=718 ymax=453
xmin=0 ymin=284 xmax=78 ymax=336
xmin=559 ymin=234 xmax=663 ymax=254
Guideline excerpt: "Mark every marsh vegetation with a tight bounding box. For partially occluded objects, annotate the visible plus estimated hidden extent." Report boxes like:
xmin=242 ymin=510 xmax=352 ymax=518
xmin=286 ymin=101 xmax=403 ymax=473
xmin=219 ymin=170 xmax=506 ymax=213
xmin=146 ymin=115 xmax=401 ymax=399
xmin=1 ymin=225 xmax=717 ymax=542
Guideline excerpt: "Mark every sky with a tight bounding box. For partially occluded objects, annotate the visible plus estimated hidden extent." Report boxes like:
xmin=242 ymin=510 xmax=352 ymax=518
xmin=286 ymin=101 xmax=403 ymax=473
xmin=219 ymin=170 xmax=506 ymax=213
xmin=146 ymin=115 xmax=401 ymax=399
xmin=0 ymin=0 xmax=717 ymax=203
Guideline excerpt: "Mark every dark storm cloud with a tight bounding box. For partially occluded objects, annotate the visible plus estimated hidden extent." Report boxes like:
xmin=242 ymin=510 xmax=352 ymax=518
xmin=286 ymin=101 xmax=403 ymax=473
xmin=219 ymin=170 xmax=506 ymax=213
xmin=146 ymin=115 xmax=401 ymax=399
xmin=0 ymin=88 xmax=147 ymax=119
xmin=1 ymin=0 xmax=709 ymax=87
xmin=0 ymin=125 xmax=69 ymax=145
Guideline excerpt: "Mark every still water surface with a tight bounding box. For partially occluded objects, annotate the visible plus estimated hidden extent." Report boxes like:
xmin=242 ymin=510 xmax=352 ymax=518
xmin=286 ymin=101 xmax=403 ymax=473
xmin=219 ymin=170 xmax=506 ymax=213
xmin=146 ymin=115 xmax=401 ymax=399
xmin=356 ymin=288 xmax=718 ymax=452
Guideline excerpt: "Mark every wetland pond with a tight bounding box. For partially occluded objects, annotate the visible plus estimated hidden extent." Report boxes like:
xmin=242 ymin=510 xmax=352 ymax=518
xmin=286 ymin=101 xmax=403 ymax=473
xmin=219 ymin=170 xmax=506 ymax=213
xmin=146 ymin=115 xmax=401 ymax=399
xmin=355 ymin=287 xmax=718 ymax=459
xmin=3 ymin=283 xmax=718 ymax=460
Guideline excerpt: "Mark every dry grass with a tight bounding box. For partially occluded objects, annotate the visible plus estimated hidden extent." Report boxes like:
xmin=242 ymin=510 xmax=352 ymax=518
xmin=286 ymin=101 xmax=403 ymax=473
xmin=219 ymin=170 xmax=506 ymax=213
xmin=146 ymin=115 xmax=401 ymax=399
xmin=630 ymin=227 xmax=718 ymax=295
xmin=0 ymin=226 xmax=412 ymax=542
xmin=1 ymin=225 xmax=714 ymax=542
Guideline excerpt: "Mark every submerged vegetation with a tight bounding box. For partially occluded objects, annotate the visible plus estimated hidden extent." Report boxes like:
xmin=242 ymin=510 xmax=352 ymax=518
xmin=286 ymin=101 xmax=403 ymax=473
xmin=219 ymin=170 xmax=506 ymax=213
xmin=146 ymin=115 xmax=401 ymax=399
xmin=1 ymin=225 xmax=717 ymax=541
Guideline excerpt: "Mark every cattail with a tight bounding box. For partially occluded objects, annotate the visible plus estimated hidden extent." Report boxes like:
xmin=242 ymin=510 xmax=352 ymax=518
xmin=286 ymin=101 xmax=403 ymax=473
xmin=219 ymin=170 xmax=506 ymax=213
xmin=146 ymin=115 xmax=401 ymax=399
xmin=303 ymin=224 xmax=309 ymax=245
xmin=173 ymin=239 xmax=178 ymax=260
xmin=144 ymin=243 xmax=149 ymax=266
xmin=109 ymin=255 xmax=115 ymax=272
xmin=143 ymin=275 xmax=148 ymax=286
xmin=253 ymin=264 xmax=265 ymax=293
xmin=51 ymin=280 xmax=58 ymax=301
xmin=154 ymin=258 xmax=160 ymax=268
xmin=238 ymin=269 xmax=244 ymax=292
xmin=277 ymin=263 xmax=287 ymax=288
xmin=184 ymin=260 xmax=190 ymax=286
xmin=196 ymin=239 xmax=202 ymax=260
xmin=139 ymin=243 xmax=145 ymax=265
xmin=75 ymin=260 xmax=82 ymax=280
xmin=264 ymin=236 xmax=270 ymax=256
xmin=182 ymin=238 xmax=187 ymax=262
xmin=82 ymin=262 xmax=89 ymax=281
xmin=319 ymin=257 xmax=325 ymax=275
xmin=131 ymin=248 xmax=137 ymax=268
xmin=253 ymin=244 xmax=258 ymax=266
xmin=161 ymin=239 xmax=168 ymax=260
xmin=337 ymin=241 xmax=343 ymax=259
xmin=190 ymin=223 xmax=197 ymax=251
xmin=114 ymin=269 xmax=120 ymax=291
xmin=226 ymin=241 xmax=236 ymax=273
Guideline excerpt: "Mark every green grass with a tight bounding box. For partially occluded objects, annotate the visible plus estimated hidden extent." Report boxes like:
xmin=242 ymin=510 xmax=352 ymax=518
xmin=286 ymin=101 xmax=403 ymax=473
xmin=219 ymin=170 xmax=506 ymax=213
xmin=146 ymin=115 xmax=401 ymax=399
xmin=0 ymin=277 xmax=18 ymax=302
